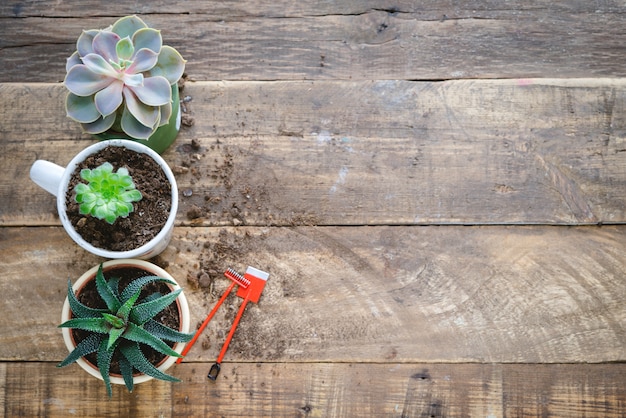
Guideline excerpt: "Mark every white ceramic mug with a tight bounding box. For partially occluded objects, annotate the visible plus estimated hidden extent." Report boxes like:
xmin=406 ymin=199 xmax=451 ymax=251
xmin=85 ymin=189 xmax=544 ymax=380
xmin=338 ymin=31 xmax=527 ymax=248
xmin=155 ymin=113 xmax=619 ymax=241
xmin=30 ymin=140 xmax=178 ymax=259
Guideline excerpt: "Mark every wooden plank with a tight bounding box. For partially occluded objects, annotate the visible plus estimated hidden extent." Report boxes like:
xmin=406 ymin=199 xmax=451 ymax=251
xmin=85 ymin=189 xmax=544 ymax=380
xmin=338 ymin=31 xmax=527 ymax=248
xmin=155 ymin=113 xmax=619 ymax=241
xmin=6 ymin=0 xmax=626 ymax=18
xmin=2 ymin=5 xmax=626 ymax=82
xmin=1 ymin=225 xmax=625 ymax=363
xmin=0 ymin=363 xmax=5 ymax=418
xmin=502 ymin=364 xmax=626 ymax=417
xmin=2 ymin=362 xmax=625 ymax=417
xmin=2 ymin=80 xmax=626 ymax=226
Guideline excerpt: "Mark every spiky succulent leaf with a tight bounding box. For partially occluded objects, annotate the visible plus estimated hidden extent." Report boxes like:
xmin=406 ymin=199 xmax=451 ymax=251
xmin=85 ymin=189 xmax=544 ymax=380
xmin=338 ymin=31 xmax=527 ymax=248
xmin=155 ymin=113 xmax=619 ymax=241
xmin=130 ymin=288 xmax=182 ymax=325
xmin=124 ymin=322 xmax=181 ymax=358
xmin=120 ymin=343 xmax=181 ymax=382
xmin=144 ymin=319 xmax=194 ymax=343
xmin=58 ymin=333 xmax=103 ymax=368
xmin=102 ymin=313 xmax=124 ymax=329
xmin=116 ymin=289 xmax=141 ymax=323
xmin=119 ymin=356 xmax=135 ymax=393
xmin=107 ymin=326 xmax=125 ymax=350
xmin=97 ymin=338 xmax=117 ymax=397
xmin=59 ymin=317 xmax=110 ymax=334
xmin=120 ymin=276 xmax=175 ymax=302
xmin=66 ymin=279 xmax=106 ymax=319
xmin=142 ymin=293 xmax=163 ymax=303
xmin=64 ymin=15 xmax=185 ymax=139
xmin=95 ymin=263 xmax=121 ymax=312
xmin=107 ymin=276 xmax=121 ymax=299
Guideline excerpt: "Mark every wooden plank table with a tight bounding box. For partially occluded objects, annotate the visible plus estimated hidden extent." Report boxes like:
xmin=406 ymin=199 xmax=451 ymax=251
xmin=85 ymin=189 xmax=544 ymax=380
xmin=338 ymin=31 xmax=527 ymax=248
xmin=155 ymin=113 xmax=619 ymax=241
xmin=1 ymin=1 xmax=625 ymax=416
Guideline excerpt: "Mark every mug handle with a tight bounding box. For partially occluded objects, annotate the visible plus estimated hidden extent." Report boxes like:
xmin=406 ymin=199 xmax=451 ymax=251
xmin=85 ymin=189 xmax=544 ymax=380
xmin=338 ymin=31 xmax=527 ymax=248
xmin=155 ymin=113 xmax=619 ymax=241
xmin=30 ymin=160 xmax=65 ymax=197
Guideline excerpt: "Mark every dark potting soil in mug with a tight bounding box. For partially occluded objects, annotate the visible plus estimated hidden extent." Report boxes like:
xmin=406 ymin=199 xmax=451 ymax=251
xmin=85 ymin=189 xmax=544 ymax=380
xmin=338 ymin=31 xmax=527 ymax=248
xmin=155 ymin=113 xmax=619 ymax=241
xmin=65 ymin=145 xmax=172 ymax=252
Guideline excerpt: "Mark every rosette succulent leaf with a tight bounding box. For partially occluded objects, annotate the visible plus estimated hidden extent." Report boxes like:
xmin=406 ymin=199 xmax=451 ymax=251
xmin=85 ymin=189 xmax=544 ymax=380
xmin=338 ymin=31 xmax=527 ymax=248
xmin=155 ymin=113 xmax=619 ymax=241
xmin=74 ymin=162 xmax=142 ymax=224
xmin=58 ymin=264 xmax=193 ymax=396
xmin=64 ymin=15 xmax=185 ymax=140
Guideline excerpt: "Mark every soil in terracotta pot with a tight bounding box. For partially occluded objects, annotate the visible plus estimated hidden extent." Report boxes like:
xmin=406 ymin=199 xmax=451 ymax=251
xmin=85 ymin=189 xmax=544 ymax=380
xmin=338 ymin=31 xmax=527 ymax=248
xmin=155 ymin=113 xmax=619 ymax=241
xmin=71 ymin=266 xmax=181 ymax=375
xmin=65 ymin=145 xmax=172 ymax=252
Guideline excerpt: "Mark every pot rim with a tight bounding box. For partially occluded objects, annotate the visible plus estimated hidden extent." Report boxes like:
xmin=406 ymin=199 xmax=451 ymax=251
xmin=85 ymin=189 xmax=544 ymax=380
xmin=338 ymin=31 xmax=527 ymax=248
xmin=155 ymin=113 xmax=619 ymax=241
xmin=60 ymin=259 xmax=191 ymax=386
xmin=57 ymin=140 xmax=178 ymax=259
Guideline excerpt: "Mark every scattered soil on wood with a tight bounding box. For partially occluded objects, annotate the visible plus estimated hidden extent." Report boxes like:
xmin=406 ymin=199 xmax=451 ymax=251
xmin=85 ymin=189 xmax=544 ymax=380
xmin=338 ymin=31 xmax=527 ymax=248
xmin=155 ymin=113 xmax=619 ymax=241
xmin=173 ymin=138 xmax=319 ymax=228
xmin=185 ymin=228 xmax=254 ymax=291
xmin=178 ymin=73 xmax=196 ymax=128
xmin=175 ymin=227 xmax=297 ymax=361
xmin=69 ymin=266 xmax=181 ymax=376
xmin=166 ymin=134 xmax=318 ymax=361
xmin=65 ymin=145 xmax=171 ymax=252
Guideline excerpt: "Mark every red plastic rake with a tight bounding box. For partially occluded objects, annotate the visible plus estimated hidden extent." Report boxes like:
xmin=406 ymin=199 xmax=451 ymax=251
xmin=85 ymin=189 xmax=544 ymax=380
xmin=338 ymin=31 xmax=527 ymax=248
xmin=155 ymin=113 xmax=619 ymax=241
xmin=176 ymin=266 xmax=269 ymax=381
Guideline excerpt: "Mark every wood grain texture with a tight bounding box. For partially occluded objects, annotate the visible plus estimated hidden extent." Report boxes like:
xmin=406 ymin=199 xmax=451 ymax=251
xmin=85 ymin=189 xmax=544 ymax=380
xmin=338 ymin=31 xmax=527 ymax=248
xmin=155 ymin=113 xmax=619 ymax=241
xmin=2 ymin=362 xmax=625 ymax=417
xmin=6 ymin=0 xmax=626 ymax=18
xmin=2 ymin=80 xmax=625 ymax=226
xmin=2 ymin=2 xmax=626 ymax=81
xmin=1 ymin=225 xmax=624 ymax=364
xmin=2 ymin=1 xmax=626 ymax=412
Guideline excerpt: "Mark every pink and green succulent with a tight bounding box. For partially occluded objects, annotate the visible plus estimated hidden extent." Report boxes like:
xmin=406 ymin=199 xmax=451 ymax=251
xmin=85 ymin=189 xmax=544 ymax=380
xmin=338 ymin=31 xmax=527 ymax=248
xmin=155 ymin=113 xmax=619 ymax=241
xmin=64 ymin=15 xmax=185 ymax=140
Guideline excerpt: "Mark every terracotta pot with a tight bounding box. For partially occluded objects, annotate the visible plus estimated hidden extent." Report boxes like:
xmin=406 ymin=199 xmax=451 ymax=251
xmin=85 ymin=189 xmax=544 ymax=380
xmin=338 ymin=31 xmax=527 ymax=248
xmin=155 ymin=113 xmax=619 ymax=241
xmin=60 ymin=259 xmax=191 ymax=386
xmin=29 ymin=140 xmax=178 ymax=259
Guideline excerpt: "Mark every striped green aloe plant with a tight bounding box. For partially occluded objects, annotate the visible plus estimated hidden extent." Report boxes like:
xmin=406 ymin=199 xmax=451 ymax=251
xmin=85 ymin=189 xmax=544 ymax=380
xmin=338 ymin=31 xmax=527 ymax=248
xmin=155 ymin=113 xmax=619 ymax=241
xmin=58 ymin=264 xmax=193 ymax=396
